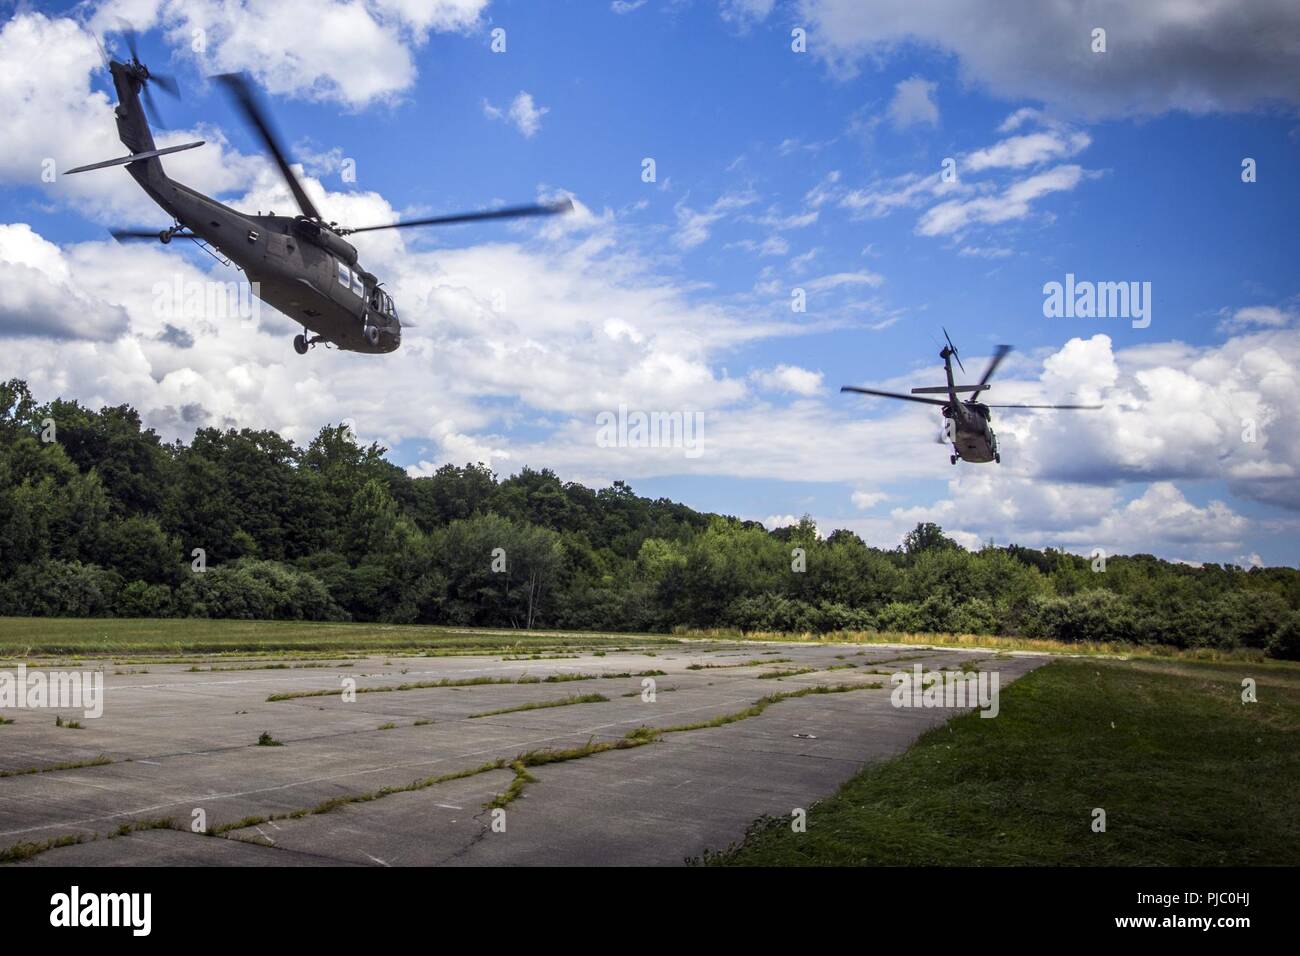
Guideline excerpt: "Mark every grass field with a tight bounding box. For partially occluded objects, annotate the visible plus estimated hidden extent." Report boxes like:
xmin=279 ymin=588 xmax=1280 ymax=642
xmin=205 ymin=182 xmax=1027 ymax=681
xmin=681 ymin=626 xmax=1280 ymax=662
xmin=0 ymin=617 xmax=1278 ymax=663
xmin=0 ymin=617 xmax=682 ymax=657
xmin=705 ymin=656 xmax=1300 ymax=866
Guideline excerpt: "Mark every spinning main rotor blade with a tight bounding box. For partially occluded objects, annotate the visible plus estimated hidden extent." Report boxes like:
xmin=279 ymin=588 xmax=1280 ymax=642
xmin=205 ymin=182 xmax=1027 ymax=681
xmin=983 ymin=403 xmax=1103 ymax=410
xmin=215 ymin=72 xmax=321 ymax=221
xmin=974 ymin=344 xmax=1012 ymax=391
xmin=338 ymin=199 xmax=574 ymax=235
xmin=840 ymin=386 xmax=948 ymax=406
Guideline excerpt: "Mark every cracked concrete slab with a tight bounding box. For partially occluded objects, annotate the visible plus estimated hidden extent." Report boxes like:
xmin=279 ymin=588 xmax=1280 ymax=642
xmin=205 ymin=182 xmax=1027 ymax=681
xmin=0 ymin=643 xmax=1045 ymax=866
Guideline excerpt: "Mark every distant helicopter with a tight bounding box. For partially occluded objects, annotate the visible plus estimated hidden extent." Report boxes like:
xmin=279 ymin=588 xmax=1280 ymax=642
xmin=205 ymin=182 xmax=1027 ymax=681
xmin=841 ymin=330 xmax=1101 ymax=464
xmin=67 ymin=28 xmax=571 ymax=356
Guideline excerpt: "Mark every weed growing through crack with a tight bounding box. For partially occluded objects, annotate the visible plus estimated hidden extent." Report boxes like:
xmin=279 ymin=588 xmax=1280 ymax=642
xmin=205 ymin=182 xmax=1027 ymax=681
xmin=469 ymin=693 xmax=609 ymax=719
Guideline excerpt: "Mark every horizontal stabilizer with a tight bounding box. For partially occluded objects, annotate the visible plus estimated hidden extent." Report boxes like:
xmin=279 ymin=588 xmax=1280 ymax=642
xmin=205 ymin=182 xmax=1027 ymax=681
xmin=912 ymin=385 xmax=981 ymax=394
xmin=65 ymin=141 xmax=204 ymax=175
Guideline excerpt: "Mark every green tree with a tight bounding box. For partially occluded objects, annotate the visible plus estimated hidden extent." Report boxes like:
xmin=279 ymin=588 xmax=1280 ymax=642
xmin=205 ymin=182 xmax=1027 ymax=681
xmin=903 ymin=521 xmax=959 ymax=556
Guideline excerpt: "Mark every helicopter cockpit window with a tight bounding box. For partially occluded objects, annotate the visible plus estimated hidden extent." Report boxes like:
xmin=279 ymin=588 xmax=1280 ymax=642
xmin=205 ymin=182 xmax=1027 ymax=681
xmin=351 ymin=271 xmax=365 ymax=298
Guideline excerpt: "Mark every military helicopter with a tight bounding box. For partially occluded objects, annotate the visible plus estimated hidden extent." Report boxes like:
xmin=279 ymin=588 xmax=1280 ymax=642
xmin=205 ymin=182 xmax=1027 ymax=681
xmin=67 ymin=29 xmax=572 ymax=356
xmin=841 ymin=330 xmax=1101 ymax=464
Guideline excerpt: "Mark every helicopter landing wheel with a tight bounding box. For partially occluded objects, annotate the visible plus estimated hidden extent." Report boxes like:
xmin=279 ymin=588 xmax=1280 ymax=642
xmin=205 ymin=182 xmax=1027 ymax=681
xmin=159 ymin=229 xmax=172 ymax=244
xmin=293 ymin=333 xmax=309 ymax=355
xmin=950 ymin=455 xmax=958 ymax=465
xmin=995 ymin=454 xmax=1001 ymax=464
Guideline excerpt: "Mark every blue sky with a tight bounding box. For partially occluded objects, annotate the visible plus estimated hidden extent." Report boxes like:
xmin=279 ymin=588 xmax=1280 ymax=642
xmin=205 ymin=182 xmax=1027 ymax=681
xmin=2 ymin=0 xmax=1299 ymax=566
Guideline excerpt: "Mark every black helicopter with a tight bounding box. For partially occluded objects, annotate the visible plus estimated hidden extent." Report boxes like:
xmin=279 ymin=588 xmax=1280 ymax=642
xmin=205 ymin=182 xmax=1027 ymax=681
xmin=841 ymin=331 xmax=1101 ymax=464
xmin=67 ymin=29 xmax=571 ymax=356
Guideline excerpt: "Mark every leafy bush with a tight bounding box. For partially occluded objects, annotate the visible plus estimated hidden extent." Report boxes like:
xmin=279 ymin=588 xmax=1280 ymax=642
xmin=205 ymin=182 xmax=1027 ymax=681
xmin=114 ymin=580 xmax=174 ymax=617
xmin=1267 ymin=612 xmax=1300 ymax=661
xmin=815 ymin=601 xmax=877 ymax=632
xmin=0 ymin=560 xmax=121 ymax=617
xmin=173 ymin=559 xmax=343 ymax=621
xmin=1028 ymin=590 xmax=1140 ymax=645
xmin=725 ymin=594 xmax=817 ymax=633
xmin=876 ymin=601 xmax=925 ymax=633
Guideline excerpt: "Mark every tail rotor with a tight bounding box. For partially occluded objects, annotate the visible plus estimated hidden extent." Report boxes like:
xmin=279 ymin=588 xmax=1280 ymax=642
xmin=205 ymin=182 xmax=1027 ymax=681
xmin=117 ymin=22 xmax=181 ymax=127
xmin=941 ymin=326 xmax=965 ymax=374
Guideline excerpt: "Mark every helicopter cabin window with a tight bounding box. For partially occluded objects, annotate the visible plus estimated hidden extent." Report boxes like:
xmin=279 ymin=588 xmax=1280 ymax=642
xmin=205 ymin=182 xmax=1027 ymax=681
xmin=335 ymin=259 xmax=365 ymax=299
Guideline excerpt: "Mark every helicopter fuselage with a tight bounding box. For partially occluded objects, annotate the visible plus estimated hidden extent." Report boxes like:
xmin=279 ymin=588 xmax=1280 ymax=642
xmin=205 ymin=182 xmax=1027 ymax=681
xmin=943 ymin=401 xmax=998 ymax=463
xmin=934 ymin=343 xmax=998 ymax=464
xmin=171 ymin=190 xmax=400 ymax=355
xmin=106 ymin=59 xmax=400 ymax=354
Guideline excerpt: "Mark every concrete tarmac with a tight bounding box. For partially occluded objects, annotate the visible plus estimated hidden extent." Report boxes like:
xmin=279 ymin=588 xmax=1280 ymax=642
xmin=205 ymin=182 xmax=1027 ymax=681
xmin=0 ymin=642 xmax=1044 ymax=866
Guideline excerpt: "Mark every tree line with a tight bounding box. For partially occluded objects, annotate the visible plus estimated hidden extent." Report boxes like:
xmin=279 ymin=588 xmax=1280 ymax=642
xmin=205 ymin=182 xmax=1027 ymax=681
xmin=1 ymin=379 xmax=1296 ymax=659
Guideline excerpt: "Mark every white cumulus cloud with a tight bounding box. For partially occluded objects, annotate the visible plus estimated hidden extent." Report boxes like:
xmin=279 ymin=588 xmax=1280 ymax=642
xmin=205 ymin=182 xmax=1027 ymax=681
xmin=484 ymin=91 xmax=550 ymax=138
xmin=751 ymin=365 xmax=825 ymax=396
xmin=887 ymin=76 xmax=940 ymax=128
